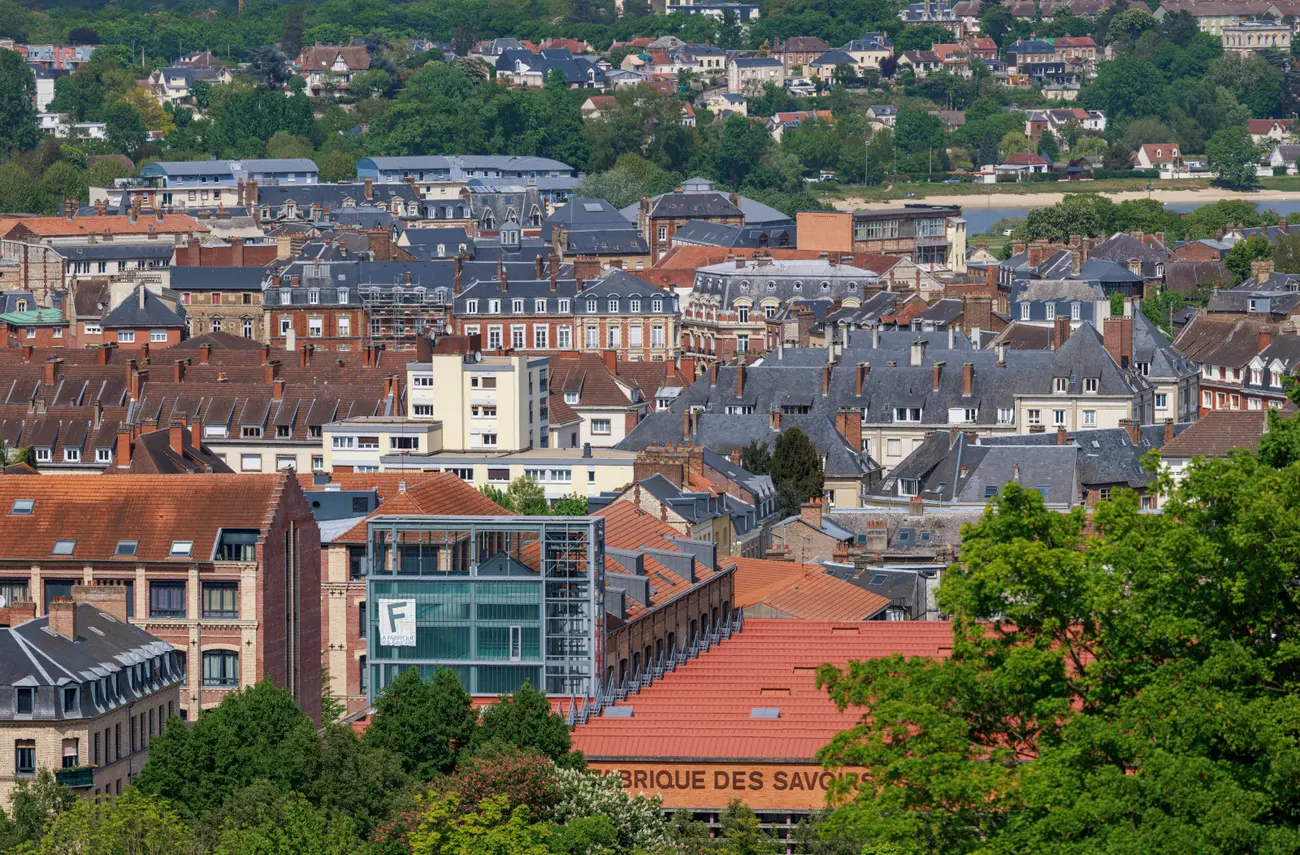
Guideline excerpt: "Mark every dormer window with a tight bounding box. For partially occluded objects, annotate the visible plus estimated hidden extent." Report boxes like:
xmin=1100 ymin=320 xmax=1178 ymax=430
xmin=608 ymin=299 xmax=619 ymax=312
xmin=564 ymin=391 xmax=580 ymax=404
xmin=338 ymin=288 xmax=348 ymax=303
xmin=1055 ymin=377 xmax=1069 ymax=393
xmin=630 ymin=298 xmax=641 ymax=312
xmin=307 ymin=289 xmax=319 ymax=305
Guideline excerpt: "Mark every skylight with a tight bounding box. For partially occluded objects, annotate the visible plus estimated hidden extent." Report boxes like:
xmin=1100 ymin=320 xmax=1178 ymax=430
xmin=870 ymin=574 xmax=888 ymax=585
xmin=169 ymin=540 xmax=193 ymax=558
xmin=52 ymin=540 xmax=75 ymax=556
xmin=115 ymin=541 xmax=138 ymax=557
xmin=750 ymin=707 xmax=781 ymax=719
xmin=582 ymin=202 xmax=603 ymax=212
xmin=11 ymin=499 xmax=33 ymax=515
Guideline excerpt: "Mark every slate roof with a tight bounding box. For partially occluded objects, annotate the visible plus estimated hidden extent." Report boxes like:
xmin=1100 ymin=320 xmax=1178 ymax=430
xmin=0 ymin=603 xmax=178 ymax=718
xmin=668 ymin=220 xmax=796 ymax=249
xmin=542 ymin=198 xmax=636 ymax=241
xmin=170 ymin=266 xmax=269 ymax=292
xmin=57 ymin=244 xmax=176 ymax=262
xmin=100 ymin=288 xmax=187 ymax=329
xmin=1088 ymin=233 xmax=1167 ymax=278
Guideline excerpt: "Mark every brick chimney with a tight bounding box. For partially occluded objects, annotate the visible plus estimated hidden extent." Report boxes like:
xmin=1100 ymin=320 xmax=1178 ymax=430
xmin=265 ymin=360 xmax=280 ymax=384
xmin=199 ymin=342 xmax=211 ymax=365
xmin=300 ymin=343 xmax=312 ymax=368
xmin=168 ymin=417 xmax=186 ymax=456
xmin=962 ymin=362 xmax=973 ymax=396
xmin=174 ymin=359 xmax=186 ymax=382
xmin=822 ymin=362 xmax=831 ymax=396
xmin=770 ymin=408 xmax=781 ymax=431
xmin=855 ymin=362 xmax=869 ymax=396
xmin=1260 ymin=328 xmax=1273 ymax=351
xmin=273 ymin=377 xmax=285 ymax=400
xmin=932 ymin=361 xmax=944 ymax=391
xmin=48 ymin=596 xmax=77 ymax=640
xmin=363 ymin=177 xmax=374 ymax=201
xmin=709 ymin=361 xmax=718 ymax=387
xmin=1164 ymin=418 xmax=1174 ymax=443
xmin=1120 ymin=418 xmax=1140 ymax=445
xmin=71 ymin=582 xmax=128 ymax=623
xmin=1252 ymin=258 xmax=1275 ymax=281
xmin=115 ymin=424 xmax=132 ymax=468
xmin=799 ymin=499 xmax=822 ymax=531
xmin=44 ymin=357 xmax=61 ymax=386
xmin=1053 ymin=315 xmax=1071 ymax=351
xmin=0 ymin=599 xmax=36 ymax=627
xmin=603 ymin=350 xmax=618 ymax=375
xmin=1056 ymin=425 xmax=1068 ymax=446
xmin=908 ymin=496 xmax=923 ymax=517
xmin=454 ymin=256 xmax=463 ymax=295
xmin=736 ymin=362 xmax=745 ymax=397
xmin=1103 ymin=317 xmax=1133 ymax=369
xmin=535 ymin=255 xmax=545 ymax=279
xmin=231 ymin=236 xmax=245 ymax=266
xmin=21 ymin=344 xmax=32 ymax=363
xmin=1027 ymin=243 xmax=1043 ymax=269
xmin=836 ymin=407 xmax=862 ymax=451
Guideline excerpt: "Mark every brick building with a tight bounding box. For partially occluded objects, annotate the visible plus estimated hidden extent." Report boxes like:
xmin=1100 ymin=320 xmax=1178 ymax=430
xmin=453 ymin=267 xmax=680 ymax=363
xmin=0 ymin=474 xmax=321 ymax=720
xmin=0 ymin=585 xmax=183 ymax=803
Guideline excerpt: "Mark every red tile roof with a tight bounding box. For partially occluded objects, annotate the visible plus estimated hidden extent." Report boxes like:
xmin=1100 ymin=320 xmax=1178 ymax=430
xmin=0 ymin=473 xmax=292 ymax=563
xmin=595 ymin=500 xmax=680 ymax=551
xmin=333 ymin=474 xmax=509 ymax=543
xmin=2 ymin=214 xmax=206 ymax=238
xmin=571 ymin=619 xmax=954 ymax=760
xmin=1160 ymin=410 xmax=1270 ymax=458
xmin=1248 ymin=118 xmax=1290 ymax=134
xmin=731 ymin=557 xmax=890 ymax=620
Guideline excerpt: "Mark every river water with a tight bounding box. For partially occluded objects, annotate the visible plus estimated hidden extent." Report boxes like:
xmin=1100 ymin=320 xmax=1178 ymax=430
xmin=963 ymin=199 xmax=1300 ymax=235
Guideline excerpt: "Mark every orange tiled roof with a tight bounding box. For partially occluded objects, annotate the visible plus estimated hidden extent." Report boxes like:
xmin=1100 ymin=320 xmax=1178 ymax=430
xmin=572 ymin=619 xmax=954 ymax=761
xmin=731 ymin=557 xmax=890 ymax=620
xmin=0 ymin=473 xmax=290 ymax=563
xmin=2 ymin=214 xmax=207 ymax=238
xmin=333 ymin=474 xmax=509 ymax=543
xmin=595 ymin=500 xmax=680 ymax=552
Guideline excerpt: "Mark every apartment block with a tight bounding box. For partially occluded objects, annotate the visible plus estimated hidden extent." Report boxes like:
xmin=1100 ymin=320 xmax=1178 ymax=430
xmin=0 ymin=475 xmax=321 ymax=720
xmin=0 ymin=585 xmax=183 ymax=804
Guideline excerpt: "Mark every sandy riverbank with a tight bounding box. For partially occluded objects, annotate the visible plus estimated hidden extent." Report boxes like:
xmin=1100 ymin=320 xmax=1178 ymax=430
xmin=835 ymin=186 xmax=1300 ymax=211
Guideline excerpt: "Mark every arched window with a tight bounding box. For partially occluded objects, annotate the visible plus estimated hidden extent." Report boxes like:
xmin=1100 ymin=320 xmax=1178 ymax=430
xmin=210 ymin=316 xmax=222 ymax=333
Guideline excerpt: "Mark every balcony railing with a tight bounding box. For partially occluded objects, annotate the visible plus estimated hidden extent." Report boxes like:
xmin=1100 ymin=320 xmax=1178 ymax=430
xmin=55 ymin=766 xmax=94 ymax=788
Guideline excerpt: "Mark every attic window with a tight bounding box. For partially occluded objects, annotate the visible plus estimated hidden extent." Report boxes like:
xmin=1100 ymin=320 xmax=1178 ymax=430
xmin=169 ymin=540 xmax=193 ymax=558
xmin=52 ymin=540 xmax=75 ymax=556
xmin=11 ymin=499 xmax=34 ymax=515
xmin=114 ymin=541 xmax=137 ymax=557
xmin=564 ymin=391 xmax=579 ymax=404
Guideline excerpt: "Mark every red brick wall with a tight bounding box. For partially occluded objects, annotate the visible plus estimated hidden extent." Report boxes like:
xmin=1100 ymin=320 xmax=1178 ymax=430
xmin=2 ymin=324 xmax=68 ymax=348
xmin=257 ymin=476 xmax=323 ymax=724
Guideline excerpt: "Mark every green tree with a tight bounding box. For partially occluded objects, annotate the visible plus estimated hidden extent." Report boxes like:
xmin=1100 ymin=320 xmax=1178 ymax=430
xmin=350 ymin=68 xmax=393 ymax=99
xmin=134 ymin=680 xmax=322 ymax=822
xmin=103 ymin=101 xmax=148 ymax=158
xmin=998 ymin=131 xmax=1032 ymax=160
xmin=1207 ymin=125 xmax=1261 ymax=191
xmin=0 ymin=161 xmax=38 ymax=213
xmin=310 ymin=724 xmax=412 ymax=839
xmin=1224 ymin=233 xmax=1274 ymax=281
xmin=471 ymin=682 xmax=584 ymax=770
xmin=0 ymin=49 xmax=38 ymax=152
xmin=480 ymin=483 xmax=513 ymax=511
xmin=553 ymin=494 xmax=588 ymax=515
xmin=33 ymin=790 xmax=197 ymax=855
xmin=315 ymin=148 xmax=357 ymax=183
xmin=266 ymin=131 xmax=313 ymax=159
xmin=281 ymin=6 xmax=305 ymax=59
xmin=505 ymin=475 xmax=550 ymax=515
xmin=85 ymin=157 xmax=129 ymax=188
xmin=364 ymin=666 xmax=476 ymax=780
xmin=8 ymin=771 xmax=74 ymax=847
xmin=1273 ymin=231 xmax=1300 ymax=273
xmin=1037 ymin=129 xmax=1059 ymax=162
xmin=739 ymin=440 xmax=772 ymax=475
xmin=36 ymin=161 xmax=86 ymax=215
xmin=715 ymin=801 xmax=781 ymax=855
xmin=213 ymin=792 xmax=356 ymax=855
xmin=1014 ymin=194 xmax=1115 ymax=243
xmin=770 ymin=427 xmax=823 ymax=519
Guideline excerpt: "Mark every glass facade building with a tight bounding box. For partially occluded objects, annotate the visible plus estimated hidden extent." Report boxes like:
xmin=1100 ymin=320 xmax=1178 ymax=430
xmin=364 ymin=515 xmax=605 ymax=700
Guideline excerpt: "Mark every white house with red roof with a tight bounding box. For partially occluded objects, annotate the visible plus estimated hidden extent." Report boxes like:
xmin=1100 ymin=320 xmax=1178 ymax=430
xmin=996 ymin=151 xmax=1051 ymax=179
xmin=1135 ymin=143 xmax=1190 ymax=178
xmin=1248 ymin=118 xmax=1291 ymax=145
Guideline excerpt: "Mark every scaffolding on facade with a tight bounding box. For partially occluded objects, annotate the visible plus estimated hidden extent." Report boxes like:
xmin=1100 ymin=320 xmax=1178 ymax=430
xmin=360 ymin=282 xmax=452 ymax=351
